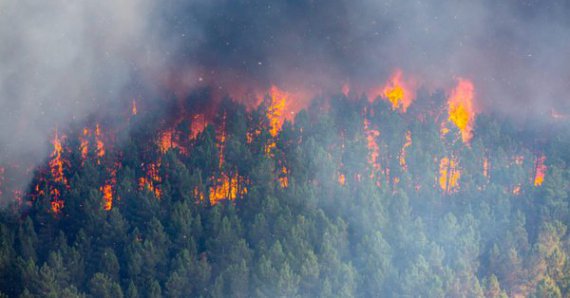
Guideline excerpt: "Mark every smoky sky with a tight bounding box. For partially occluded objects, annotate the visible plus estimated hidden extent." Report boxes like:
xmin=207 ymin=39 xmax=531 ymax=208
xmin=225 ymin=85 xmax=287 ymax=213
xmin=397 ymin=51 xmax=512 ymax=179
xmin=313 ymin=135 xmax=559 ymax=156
xmin=1 ymin=0 xmax=569 ymax=196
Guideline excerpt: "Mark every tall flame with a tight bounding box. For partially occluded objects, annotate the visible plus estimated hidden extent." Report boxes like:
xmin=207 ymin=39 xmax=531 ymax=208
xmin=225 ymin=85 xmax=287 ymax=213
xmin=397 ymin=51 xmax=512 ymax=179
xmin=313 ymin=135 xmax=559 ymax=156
xmin=100 ymin=184 xmax=113 ymax=211
xmin=447 ymin=78 xmax=477 ymax=143
xmin=370 ymin=69 xmax=416 ymax=112
xmin=266 ymin=86 xmax=289 ymax=137
xmin=439 ymin=157 xmax=460 ymax=193
xmin=534 ymin=155 xmax=547 ymax=186
xmin=49 ymin=131 xmax=66 ymax=184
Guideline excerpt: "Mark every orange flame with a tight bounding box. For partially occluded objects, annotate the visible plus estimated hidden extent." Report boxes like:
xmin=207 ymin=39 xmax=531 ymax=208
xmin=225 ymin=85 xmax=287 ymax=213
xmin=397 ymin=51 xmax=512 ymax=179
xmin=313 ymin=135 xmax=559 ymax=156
xmin=439 ymin=157 xmax=460 ymax=193
xmin=278 ymin=166 xmax=289 ymax=188
xmin=370 ymin=69 xmax=416 ymax=112
xmin=209 ymin=172 xmax=247 ymax=205
xmin=447 ymin=78 xmax=477 ymax=143
xmin=131 ymin=99 xmax=138 ymax=115
xmin=534 ymin=155 xmax=547 ymax=186
xmin=139 ymin=162 xmax=162 ymax=198
xmin=338 ymin=173 xmax=346 ymax=186
xmin=49 ymin=131 xmax=66 ymax=184
xmin=100 ymin=184 xmax=113 ymax=210
xmin=95 ymin=124 xmax=105 ymax=161
xmin=483 ymin=157 xmax=490 ymax=179
xmin=80 ymin=128 xmax=90 ymax=162
xmin=364 ymin=119 xmax=381 ymax=177
xmin=399 ymin=130 xmax=412 ymax=171
xmin=266 ymin=86 xmax=289 ymax=137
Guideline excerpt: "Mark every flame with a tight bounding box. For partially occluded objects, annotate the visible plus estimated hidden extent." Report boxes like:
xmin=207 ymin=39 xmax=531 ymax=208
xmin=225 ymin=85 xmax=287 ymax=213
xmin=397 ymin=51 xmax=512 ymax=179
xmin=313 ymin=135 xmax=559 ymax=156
xmin=483 ymin=157 xmax=490 ymax=179
xmin=512 ymin=185 xmax=521 ymax=195
xmin=439 ymin=157 xmax=461 ymax=193
xmin=139 ymin=162 xmax=162 ymax=198
xmin=399 ymin=130 xmax=412 ymax=171
xmin=217 ymin=112 xmax=227 ymax=168
xmin=534 ymin=155 xmax=547 ymax=186
xmin=80 ymin=128 xmax=90 ymax=162
xmin=158 ymin=130 xmax=174 ymax=154
xmin=370 ymin=69 xmax=416 ymax=112
xmin=95 ymin=124 xmax=105 ymax=161
xmin=266 ymin=86 xmax=289 ymax=137
xmin=131 ymin=99 xmax=138 ymax=115
xmin=447 ymin=78 xmax=477 ymax=143
xmin=191 ymin=114 xmax=207 ymax=139
xmin=100 ymin=184 xmax=113 ymax=210
xmin=50 ymin=192 xmax=64 ymax=214
xmin=364 ymin=119 xmax=381 ymax=177
xmin=49 ymin=131 xmax=67 ymax=184
xmin=278 ymin=166 xmax=289 ymax=188
xmin=209 ymin=172 xmax=247 ymax=205
xmin=338 ymin=173 xmax=346 ymax=186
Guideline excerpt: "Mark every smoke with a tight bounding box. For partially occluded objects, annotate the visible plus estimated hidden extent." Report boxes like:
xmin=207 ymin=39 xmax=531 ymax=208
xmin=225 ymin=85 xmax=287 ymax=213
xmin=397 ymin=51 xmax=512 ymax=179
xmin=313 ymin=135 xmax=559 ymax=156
xmin=1 ymin=0 xmax=569 ymax=199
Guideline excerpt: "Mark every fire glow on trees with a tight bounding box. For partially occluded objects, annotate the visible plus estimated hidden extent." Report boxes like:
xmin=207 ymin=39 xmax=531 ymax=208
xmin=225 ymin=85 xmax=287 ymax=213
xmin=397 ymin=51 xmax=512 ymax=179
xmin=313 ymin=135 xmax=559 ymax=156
xmin=447 ymin=78 xmax=477 ymax=143
xmin=370 ymin=69 xmax=416 ymax=112
xmin=439 ymin=156 xmax=461 ymax=193
xmin=534 ymin=155 xmax=547 ymax=186
xmin=399 ymin=131 xmax=412 ymax=171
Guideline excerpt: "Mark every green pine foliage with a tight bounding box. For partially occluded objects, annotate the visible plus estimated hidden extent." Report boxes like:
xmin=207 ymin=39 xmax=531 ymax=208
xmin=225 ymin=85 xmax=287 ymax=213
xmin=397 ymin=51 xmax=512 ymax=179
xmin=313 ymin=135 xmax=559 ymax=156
xmin=0 ymin=93 xmax=569 ymax=297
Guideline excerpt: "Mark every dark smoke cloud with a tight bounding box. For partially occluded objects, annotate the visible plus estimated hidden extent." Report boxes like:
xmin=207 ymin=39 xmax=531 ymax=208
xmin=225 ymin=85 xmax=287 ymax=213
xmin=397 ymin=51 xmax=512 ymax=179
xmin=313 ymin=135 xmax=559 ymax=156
xmin=1 ymin=0 xmax=569 ymax=198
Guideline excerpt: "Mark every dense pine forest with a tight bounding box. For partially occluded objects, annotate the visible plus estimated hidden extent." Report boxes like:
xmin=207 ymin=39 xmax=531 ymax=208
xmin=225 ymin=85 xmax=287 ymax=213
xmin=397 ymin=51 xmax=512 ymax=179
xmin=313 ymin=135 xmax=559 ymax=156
xmin=0 ymin=88 xmax=569 ymax=298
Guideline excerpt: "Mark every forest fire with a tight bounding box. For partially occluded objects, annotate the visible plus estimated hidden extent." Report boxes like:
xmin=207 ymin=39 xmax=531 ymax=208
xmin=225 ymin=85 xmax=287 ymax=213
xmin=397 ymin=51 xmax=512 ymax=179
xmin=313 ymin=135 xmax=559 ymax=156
xmin=534 ymin=155 xmax=547 ymax=186
xmin=49 ymin=131 xmax=67 ymax=184
xmin=139 ymin=162 xmax=162 ymax=198
xmin=209 ymin=172 xmax=248 ymax=205
xmin=399 ymin=131 xmax=412 ymax=171
xmin=266 ymin=85 xmax=289 ymax=137
xmin=100 ymin=184 xmax=113 ymax=210
xmin=439 ymin=157 xmax=461 ymax=193
xmin=447 ymin=78 xmax=477 ymax=143
xmin=370 ymin=69 xmax=416 ymax=112
xmin=364 ymin=118 xmax=381 ymax=180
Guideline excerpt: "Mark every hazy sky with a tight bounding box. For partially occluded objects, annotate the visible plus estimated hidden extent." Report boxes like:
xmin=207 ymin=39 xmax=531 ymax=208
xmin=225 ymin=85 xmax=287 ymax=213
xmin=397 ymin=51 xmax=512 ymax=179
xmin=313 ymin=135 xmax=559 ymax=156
xmin=1 ymin=0 xmax=569 ymax=194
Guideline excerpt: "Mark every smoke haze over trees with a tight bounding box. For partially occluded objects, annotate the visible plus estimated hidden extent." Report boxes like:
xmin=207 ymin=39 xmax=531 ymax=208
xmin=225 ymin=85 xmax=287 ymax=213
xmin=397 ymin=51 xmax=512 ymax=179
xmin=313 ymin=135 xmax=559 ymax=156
xmin=0 ymin=0 xmax=570 ymax=296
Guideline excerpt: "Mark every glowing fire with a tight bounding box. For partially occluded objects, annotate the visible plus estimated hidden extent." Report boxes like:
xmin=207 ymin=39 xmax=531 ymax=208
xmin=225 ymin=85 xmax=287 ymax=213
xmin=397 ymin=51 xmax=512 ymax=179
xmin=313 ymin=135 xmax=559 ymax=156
xmin=209 ymin=172 xmax=248 ymax=205
xmin=158 ymin=130 xmax=174 ymax=154
xmin=266 ymin=86 xmax=289 ymax=137
xmin=447 ymin=78 xmax=477 ymax=143
xmin=399 ymin=131 xmax=412 ymax=171
xmin=49 ymin=131 xmax=66 ymax=184
xmin=483 ymin=157 xmax=490 ymax=179
xmin=80 ymin=128 xmax=90 ymax=162
xmin=279 ymin=166 xmax=289 ymax=188
xmin=100 ymin=184 xmax=113 ymax=211
xmin=534 ymin=155 xmax=547 ymax=186
xmin=139 ymin=162 xmax=162 ymax=198
xmin=370 ymin=69 xmax=415 ymax=112
xmin=132 ymin=99 xmax=138 ymax=115
xmin=364 ymin=119 xmax=381 ymax=176
xmin=95 ymin=124 xmax=105 ymax=161
xmin=191 ymin=114 xmax=207 ymax=139
xmin=338 ymin=173 xmax=346 ymax=186
xmin=512 ymin=185 xmax=521 ymax=195
xmin=439 ymin=157 xmax=460 ymax=193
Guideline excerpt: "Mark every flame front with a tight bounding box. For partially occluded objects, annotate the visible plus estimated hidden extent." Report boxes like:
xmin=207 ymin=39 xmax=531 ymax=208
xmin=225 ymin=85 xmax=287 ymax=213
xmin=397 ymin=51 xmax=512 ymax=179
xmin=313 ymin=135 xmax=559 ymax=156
xmin=447 ymin=78 xmax=477 ymax=143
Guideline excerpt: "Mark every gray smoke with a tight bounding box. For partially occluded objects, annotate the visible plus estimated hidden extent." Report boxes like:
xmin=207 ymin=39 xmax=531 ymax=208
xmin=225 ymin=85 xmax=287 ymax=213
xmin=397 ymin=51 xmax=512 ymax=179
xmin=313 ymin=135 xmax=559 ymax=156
xmin=1 ymin=0 xmax=569 ymax=199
